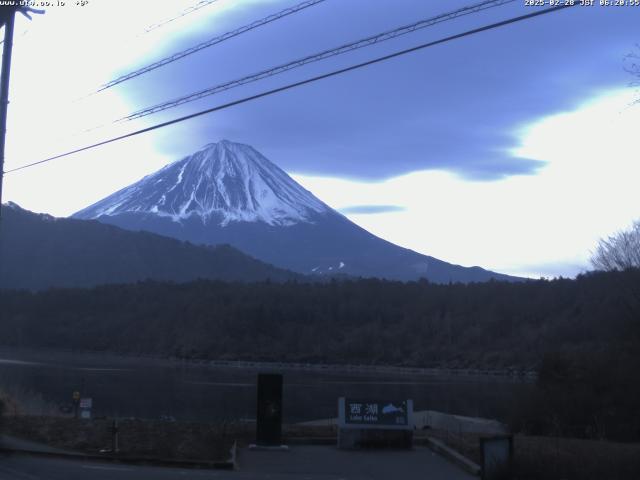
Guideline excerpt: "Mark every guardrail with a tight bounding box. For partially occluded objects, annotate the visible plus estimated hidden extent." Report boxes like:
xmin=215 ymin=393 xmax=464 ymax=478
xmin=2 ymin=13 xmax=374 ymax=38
xmin=202 ymin=359 xmax=537 ymax=381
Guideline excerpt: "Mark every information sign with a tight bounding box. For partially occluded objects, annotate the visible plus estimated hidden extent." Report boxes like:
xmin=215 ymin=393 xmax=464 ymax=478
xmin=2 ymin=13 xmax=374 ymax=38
xmin=344 ymin=399 xmax=409 ymax=426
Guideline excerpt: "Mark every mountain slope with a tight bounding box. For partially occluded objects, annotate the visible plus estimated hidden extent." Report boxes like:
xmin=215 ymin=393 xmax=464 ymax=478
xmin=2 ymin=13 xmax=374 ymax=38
xmin=74 ymin=140 xmax=517 ymax=283
xmin=0 ymin=203 xmax=300 ymax=290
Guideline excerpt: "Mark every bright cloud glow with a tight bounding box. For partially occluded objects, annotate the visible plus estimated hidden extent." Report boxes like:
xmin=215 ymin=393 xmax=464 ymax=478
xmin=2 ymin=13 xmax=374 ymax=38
xmin=3 ymin=0 xmax=254 ymax=215
xmin=293 ymin=89 xmax=640 ymax=278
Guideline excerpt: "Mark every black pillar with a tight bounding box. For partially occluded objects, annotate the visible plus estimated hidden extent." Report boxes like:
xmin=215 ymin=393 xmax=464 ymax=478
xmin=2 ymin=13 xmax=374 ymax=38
xmin=256 ymin=373 xmax=283 ymax=446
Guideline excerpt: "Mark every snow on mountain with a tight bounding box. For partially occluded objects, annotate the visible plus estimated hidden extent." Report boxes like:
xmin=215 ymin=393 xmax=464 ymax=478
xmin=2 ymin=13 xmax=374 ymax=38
xmin=75 ymin=140 xmax=329 ymax=226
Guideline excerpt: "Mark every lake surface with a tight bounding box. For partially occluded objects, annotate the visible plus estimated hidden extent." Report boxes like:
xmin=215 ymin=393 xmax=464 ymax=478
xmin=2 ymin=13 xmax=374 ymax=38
xmin=0 ymin=348 xmax=532 ymax=423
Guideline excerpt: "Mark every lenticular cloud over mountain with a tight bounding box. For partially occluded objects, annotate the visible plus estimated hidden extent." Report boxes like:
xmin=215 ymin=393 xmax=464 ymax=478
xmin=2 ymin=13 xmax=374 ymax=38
xmin=74 ymin=140 xmax=517 ymax=283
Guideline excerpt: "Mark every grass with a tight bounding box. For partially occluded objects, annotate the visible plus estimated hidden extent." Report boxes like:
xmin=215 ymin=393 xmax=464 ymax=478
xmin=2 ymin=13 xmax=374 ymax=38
xmin=0 ymin=385 xmax=58 ymax=417
xmin=1 ymin=414 xmax=338 ymax=461
xmin=513 ymin=435 xmax=640 ymax=480
xmin=426 ymin=428 xmax=640 ymax=480
xmin=2 ymin=416 xmax=236 ymax=462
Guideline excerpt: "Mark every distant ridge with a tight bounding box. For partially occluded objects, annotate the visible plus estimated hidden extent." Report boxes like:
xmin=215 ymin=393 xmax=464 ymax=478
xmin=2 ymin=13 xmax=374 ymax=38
xmin=0 ymin=202 xmax=300 ymax=290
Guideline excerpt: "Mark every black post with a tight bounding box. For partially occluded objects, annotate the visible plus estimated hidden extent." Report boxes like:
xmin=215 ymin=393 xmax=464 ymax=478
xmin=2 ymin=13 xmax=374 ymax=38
xmin=0 ymin=8 xmax=16 ymax=218
xmin=111 ymin=419 xmax=119 ymax=453
xmin=256 ymin=373 xmax=283 ymax=446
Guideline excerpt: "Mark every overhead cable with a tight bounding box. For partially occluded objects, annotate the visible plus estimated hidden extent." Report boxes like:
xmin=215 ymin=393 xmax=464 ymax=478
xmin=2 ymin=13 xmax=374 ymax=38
xmin=98 ymin=0 xmax=329 ymax=94
xmin=117 ymin=0 xmax=517 ymax=123
xmin=4 ymin=4 xmax=577 ymax=175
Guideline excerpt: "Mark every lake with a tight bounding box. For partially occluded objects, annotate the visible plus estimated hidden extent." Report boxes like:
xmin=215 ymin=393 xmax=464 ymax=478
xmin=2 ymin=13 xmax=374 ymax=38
xmin=0 ymin=348 xmax=532 ymax=423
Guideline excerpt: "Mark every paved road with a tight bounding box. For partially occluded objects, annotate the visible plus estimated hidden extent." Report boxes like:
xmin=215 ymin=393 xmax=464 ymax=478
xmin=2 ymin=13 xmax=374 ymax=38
xmin=237 ymin=445 xmax=475 ymax=480
xmin=0 ymin=454 xmax=223 ymax=480
xmin=0 ymin=435 xmax=75 ymax=455
xmin=0 ymin=447 xmax=475 ymax=480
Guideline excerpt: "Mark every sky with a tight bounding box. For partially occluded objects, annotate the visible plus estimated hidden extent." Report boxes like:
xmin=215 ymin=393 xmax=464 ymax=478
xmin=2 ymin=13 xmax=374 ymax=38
xmin=2 ymin=0 xmax=639 ymax=278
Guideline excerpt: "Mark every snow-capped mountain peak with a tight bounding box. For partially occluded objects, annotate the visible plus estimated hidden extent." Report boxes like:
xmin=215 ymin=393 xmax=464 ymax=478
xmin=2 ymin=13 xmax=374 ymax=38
xmin=72 ymin=140 xmax=518 ymax=283
xmin=74 ymin=140 xmax=329 ymax=226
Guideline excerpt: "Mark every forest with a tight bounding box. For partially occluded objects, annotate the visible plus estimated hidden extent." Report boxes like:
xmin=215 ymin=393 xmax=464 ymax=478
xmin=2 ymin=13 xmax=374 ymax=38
xmin=0 ymin=269 xmax=638 ymax=367
xmin=1 ymin=269 xmax=639 ymax=440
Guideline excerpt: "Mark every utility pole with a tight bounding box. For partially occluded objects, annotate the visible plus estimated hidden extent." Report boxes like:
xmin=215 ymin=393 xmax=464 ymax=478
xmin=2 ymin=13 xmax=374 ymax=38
xmin=0 ymin=3 xmax=43 ymax=220
xmin=0 ymin=7 xmax=16 ymax=220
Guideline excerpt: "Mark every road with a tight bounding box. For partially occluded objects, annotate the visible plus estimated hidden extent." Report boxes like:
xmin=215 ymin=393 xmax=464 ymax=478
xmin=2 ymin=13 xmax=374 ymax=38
xmin=0 ymin=447 xmax=475 ymax=480
xmin=238 ymin=446 xmax=476 ymax=480
xmin=0 ymin=454 xmax=226 ymax=480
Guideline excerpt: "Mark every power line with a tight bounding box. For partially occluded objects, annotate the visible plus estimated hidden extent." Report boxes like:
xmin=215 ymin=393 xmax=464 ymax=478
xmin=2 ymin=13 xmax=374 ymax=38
xmin=116 ymin=0 xmax=517 ymax=123
xmin=97 ymin=0 xmax=329 ymax=94
xmin=4 ymin=4 xmax=576 ymax=175
xmin=0 ymin=16 xmax=39 ymax=45
xmin=77 ymin=0 xmax=513 ymax=135
xmin=142 ymin=0 xmax=219 ymax=34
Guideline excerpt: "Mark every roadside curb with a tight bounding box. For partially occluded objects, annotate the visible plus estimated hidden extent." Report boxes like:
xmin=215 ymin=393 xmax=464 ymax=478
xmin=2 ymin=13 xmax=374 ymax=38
xmin=418 ymin=437 xmax=481 ymax=476
xmin=0 ymin=445 xmax=236 ymax=470
xmin=226 ymin=440 xmax=237 ymax=469
xmin=287 ymin=437 xmax=336 ymax=445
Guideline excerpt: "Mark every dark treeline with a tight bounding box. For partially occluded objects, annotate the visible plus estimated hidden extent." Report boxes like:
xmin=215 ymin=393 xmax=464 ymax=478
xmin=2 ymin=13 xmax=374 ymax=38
xmin=1 ymin=270 xmax=639 ymax=440
xmin=0 ymin=270 xmax=638 ymax=367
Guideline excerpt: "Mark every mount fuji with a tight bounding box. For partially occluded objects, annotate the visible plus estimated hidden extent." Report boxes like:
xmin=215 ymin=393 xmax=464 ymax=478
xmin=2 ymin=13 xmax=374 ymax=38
xmin=74 ymin=140 xmax=515 ymax=283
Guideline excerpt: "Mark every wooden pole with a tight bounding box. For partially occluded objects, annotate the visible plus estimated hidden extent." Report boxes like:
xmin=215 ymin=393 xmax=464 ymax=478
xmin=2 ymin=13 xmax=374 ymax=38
xmin=0 ymin=9 xmax=16 ymax=219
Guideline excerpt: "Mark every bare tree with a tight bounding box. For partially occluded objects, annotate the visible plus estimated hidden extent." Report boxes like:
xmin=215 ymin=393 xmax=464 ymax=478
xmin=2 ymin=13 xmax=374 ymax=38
xmin=591 ymin=221 xmax=640 ymax=271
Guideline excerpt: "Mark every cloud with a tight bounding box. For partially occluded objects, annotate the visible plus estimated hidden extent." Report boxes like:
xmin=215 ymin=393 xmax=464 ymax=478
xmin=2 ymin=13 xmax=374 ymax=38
xmin=4 ymin=0 xmax=639 ymax=279
xmin=293 ymin=89 xmax=640 ymax=279
xmin=500 ymin=261 xmax=589 ymax=280
xmin=339 ymin=205 xmax=406 ymax=215
xmin=8 ymin=0 xmax=637 ymax=185
xmin=112 ymin=0 xmax=639 ymax=181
